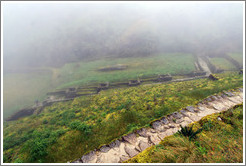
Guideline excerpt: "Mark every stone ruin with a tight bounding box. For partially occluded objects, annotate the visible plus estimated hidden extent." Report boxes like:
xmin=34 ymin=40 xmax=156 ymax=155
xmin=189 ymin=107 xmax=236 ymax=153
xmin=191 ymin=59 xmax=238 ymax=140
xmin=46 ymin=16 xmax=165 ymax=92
xmin=65 ymin=87 xmax=78 ymax=98
xmin=239 ymin=69 xmax=243 ymax=75
xmin=156 ymin=74 xmax=172 ymax=82
xmin=208 ymin=74 xmax=219 ymax=81
xmin=128 ymin=78 xmax=141 ymax=86
xmin=98 ymin=64 xmax=128 ymax=72
xmin=97 ymin=82 xmax=110 ymax=93
xmin=187 ymin=71 xmax=207 ymax=77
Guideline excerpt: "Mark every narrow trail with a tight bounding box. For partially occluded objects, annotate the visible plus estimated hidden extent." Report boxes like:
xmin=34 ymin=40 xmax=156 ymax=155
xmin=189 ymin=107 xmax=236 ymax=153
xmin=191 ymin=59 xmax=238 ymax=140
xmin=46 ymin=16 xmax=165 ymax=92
xmin=197 ymin=57 xmax=211 ymax=76
xmin=71 ymin=88 xmax=243 ymax=163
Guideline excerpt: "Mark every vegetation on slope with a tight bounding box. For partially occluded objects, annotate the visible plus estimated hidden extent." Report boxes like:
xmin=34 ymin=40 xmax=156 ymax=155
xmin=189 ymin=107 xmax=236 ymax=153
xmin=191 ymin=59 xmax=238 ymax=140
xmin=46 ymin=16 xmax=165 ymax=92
xmin=3 ymin=53 xmax=195 ymax=120
xmin=227 ymin=53 xmax=244 ymax=66
xmin=3 ymin=72 xmax=243 ymax=163
xmin=56 ymin=53 xmax=196 ymax=88
xmin=126 ymin=104 xmax=243 ymax=163
xmin=3 ymin=71 xmax=54 ymax=119
xmin=209 ymin=57 xmax=237 ymax=71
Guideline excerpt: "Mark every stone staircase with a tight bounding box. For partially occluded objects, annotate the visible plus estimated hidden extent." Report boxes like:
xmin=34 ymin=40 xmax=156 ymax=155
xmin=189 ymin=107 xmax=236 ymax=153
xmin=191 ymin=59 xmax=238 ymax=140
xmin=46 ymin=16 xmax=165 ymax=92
xmin=70 ymin=88 xmax=243 ymax=163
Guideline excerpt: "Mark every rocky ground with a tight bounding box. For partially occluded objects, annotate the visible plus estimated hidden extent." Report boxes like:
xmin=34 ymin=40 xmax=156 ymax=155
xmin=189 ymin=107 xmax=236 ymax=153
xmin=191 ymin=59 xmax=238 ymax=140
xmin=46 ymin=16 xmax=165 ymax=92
xmin=71 ymin=88 xmax=243 ymax=163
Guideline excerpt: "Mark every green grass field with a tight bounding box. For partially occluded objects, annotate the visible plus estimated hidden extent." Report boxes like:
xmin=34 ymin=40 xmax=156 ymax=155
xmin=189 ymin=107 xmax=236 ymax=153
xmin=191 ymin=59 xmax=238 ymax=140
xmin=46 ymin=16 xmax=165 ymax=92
xmin=227 ymin=53 xmax=243 ymax=66
xmin=126 ymin=104 xmax=243 ymax=163
xmin=3 ymin=71 xmax=54 ymax=119
xmin=209 ymin=57 xmax=237 ymax=70
xmin=55 ymin=53 xmax=196 ymax=89
xmin=3 ymin=72 xmax=243 ymax=163
xmin=3 ymin=53 xmax=196 ymax=119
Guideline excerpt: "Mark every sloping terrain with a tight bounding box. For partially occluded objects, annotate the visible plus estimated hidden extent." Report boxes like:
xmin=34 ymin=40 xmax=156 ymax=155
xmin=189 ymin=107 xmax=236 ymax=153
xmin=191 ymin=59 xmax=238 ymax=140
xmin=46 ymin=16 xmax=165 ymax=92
xmin=3 ymin=72 xmax=243 ymax=163
xmin=73 ymin=88 xmax=243 ymax=163
xmin=126 ymin=104 xmax=243 ymax=163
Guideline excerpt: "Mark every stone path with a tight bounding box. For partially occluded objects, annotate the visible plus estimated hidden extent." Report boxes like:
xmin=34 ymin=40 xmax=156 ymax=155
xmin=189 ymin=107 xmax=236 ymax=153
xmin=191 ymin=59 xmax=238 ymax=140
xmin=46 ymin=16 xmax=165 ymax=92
xmin=71 ymin=88 xmax=243 ymax=163
xmin=197 ymin=57 xmax=211 ymax=76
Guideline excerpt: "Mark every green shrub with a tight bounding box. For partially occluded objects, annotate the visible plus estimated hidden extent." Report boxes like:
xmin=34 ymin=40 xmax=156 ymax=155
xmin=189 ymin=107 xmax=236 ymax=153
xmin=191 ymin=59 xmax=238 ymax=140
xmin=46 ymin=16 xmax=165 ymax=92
xmin=202 ymin=120 xmax=214 ymax=131
xmin=69 ymin=120 xmax=92 ymax=135
xmin=42 ymin=119 xmax=48 ymax=124
xmin=126 ymin=123 xmax=138 ymax=133
xmin=178 ymin=125 xmax=203 ymax=141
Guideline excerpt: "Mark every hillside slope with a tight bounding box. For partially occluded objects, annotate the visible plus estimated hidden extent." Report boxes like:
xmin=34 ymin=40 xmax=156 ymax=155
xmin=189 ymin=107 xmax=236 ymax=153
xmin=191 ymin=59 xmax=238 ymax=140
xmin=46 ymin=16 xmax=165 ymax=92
xmin=126 ymin=104 xmax=243 ymax=163
xmin=3 ymin=72 xmax=243 ymax=163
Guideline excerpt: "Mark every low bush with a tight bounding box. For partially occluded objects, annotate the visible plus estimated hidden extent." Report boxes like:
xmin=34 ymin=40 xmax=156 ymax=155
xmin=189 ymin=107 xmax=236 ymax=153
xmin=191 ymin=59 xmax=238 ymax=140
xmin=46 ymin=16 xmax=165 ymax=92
xmin=178 ymin=125 xmax=203 ymax=141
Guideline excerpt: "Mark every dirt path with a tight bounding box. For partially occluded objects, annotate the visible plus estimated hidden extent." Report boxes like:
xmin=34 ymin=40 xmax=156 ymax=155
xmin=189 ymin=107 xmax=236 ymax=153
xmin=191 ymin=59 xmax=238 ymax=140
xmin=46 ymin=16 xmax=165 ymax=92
xmin=197 ymin=57 xmax=211 ymax=76
xmin=70 ymin=88 xmax=243 ymax=163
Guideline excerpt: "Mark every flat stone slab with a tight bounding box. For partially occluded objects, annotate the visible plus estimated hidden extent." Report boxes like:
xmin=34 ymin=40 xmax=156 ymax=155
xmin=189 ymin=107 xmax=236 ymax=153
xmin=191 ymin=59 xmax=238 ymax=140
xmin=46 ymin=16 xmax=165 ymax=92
xmin=135 ymin=136 xmax=149 ymax=151
xmin=227 ymin=96 xmax=241 ymax=104
xmin=208 ymin=102 xmax=226 ymax=112
xmin=210 ymin=95 xmax=218 ymax=101
xmin=150 ymin=128 xmax=157 ymax=133
xmin=81 ymin=150 xmax=97 ymax=163
xmin=186 ymin=106 xmax=196 ymax=112
xmin=100 ymin=145 xmax=111 ymax=153
xmin=175 ymin=118 xmax=184 ymax=124
xmin=160 ymin=117 xmax=169 ymax=124
xmin=152 ymin=120 xmax=163 ymax=131
xmin=224 ymin=91 xmax=234 ymax=97
xmin=124 ymin=144 xmax=139 ymax=158
xmin=138 ymin=140 xmax=151 ymax=151
xmin=119 ymin=155 xmax=130 ymax=162
xmin=96 ymin=149 xmax=120 ymax=163
xmin=157 ymin=132 xmax=167 ymax=140
xmin=109 ymin=140 xmax=121 ymax=148
xmin=149 ymin=133 xmax=161 ymax=145
xmin=137 ymin=128 xmax=148 ymax=137
xmin=172 ymin=111 xmax=183 ymax=119
xmin=165 ymin=127 xmax=179 ymax=136
xmin=197 ymin=105 xmax=207 ymax=111
xmin=72 ymin=159 xmax=82 ymax=163
xmin=197 ymin=107 xmax=217 ymax=118
xmin=122 ymin=133 xmax=137 ymax=145
xmin=179 ymin=117 xmax=193 ymax=127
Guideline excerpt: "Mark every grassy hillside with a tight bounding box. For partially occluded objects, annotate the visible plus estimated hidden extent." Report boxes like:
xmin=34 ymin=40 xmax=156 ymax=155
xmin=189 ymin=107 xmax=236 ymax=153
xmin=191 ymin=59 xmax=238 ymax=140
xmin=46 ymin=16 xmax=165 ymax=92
xmin=56 ymin=53 xmax=196 ymax=88
xmin=3 ymin=72 xmax=243 ymax=163
xmin=3 ymin=71 xmax=53 ymax=119
xmin=227 ymin=53 xmax=243 ymax=66
xmin=209 ymin=57 xmax=237 ymax=71
xmin=3 ymin=53 xmax=195 ymax=120
xmin=126 ymin=104 xmax=243 ymax=163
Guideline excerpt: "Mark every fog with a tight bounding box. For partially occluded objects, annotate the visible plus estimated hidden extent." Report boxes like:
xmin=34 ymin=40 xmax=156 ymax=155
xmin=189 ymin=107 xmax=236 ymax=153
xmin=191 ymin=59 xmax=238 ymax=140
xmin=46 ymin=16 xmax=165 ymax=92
xmin=3 ymin=2 xmax=243 ymax=72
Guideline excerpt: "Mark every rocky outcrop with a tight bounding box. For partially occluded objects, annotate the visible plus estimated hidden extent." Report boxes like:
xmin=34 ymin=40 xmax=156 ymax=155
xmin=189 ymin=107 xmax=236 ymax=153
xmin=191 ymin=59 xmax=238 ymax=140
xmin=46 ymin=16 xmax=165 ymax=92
xmin=70 ymin=88 xmax=243 ymax=163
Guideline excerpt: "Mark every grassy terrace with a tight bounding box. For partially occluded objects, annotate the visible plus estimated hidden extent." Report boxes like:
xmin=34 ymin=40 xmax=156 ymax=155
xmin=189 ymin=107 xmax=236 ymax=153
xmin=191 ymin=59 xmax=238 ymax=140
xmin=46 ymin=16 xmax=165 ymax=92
xmin=3 ymin=71 xmax=243 ymax=163
xmin=3 ymin=53 xmax=195 ymax=120
xmin=56 ymin=53 xmax=196 ymax=88
xmin=3 ymin=71 xmax=53 ymax=119
xmin=126 ymin=105 xmax=243 ymax=163
xmin=209 ymin=57 xmax=237 ymax=71
xmin=227 ymin=52 xmax=244 ymax=66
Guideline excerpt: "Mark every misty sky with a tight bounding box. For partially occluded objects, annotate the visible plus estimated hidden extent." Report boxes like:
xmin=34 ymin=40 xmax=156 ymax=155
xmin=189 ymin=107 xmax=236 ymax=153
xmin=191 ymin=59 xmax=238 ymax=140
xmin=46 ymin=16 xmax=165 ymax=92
xmin=2 ymin=2 xmax=244 ymax=71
